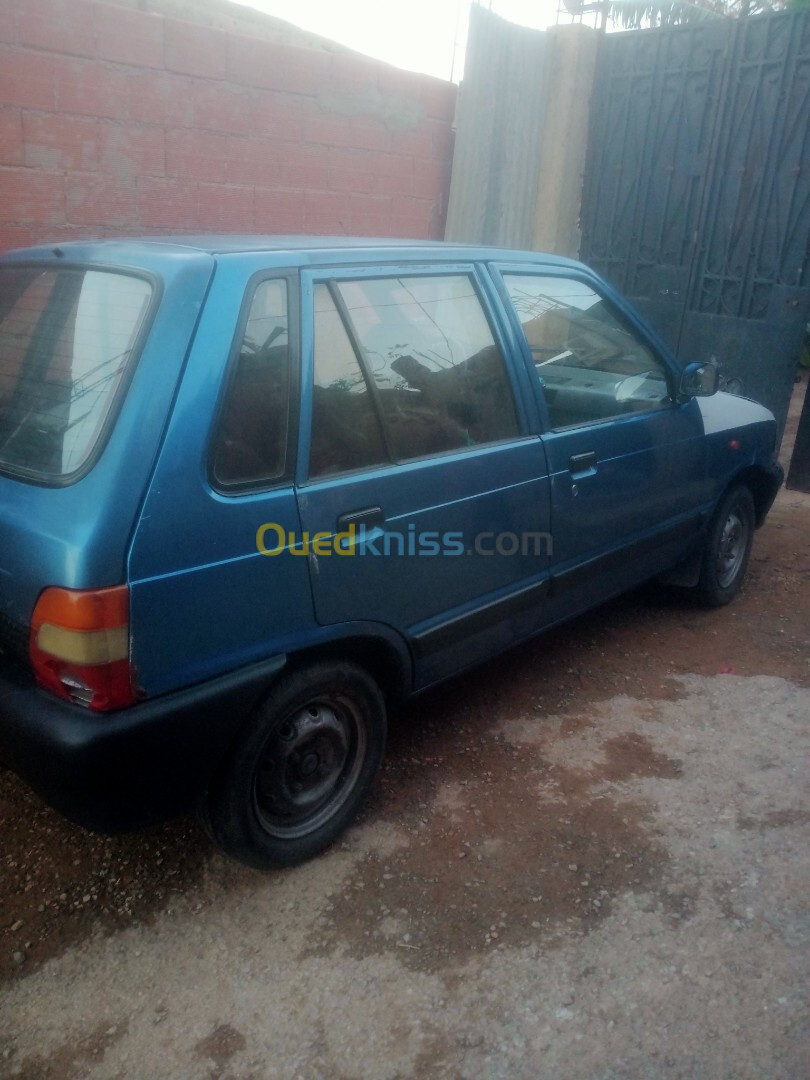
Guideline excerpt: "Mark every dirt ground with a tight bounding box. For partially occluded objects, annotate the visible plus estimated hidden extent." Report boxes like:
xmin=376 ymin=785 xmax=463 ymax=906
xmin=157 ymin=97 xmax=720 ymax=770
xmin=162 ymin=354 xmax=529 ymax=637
xmin=1 ymin=382 xmax=808 ymax=1079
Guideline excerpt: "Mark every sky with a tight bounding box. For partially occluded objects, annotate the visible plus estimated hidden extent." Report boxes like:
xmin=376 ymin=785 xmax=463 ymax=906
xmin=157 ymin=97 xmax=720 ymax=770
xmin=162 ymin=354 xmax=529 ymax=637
xmin=232 ymin=0 xmax=565 ymax=82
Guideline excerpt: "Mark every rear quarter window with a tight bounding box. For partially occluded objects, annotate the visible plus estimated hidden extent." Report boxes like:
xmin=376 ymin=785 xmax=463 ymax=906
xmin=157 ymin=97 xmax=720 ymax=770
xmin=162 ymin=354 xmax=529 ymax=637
xmin=210 ymin=278 xmax=291 ymax=489
xmin=0 ymin=267 xmax=152 ymax=481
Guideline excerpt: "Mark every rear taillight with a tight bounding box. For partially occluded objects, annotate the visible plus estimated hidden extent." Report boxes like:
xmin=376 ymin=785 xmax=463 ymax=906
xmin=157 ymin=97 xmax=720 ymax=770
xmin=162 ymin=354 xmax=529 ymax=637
xmin=29 ymin=585 xmax=136 ymax=711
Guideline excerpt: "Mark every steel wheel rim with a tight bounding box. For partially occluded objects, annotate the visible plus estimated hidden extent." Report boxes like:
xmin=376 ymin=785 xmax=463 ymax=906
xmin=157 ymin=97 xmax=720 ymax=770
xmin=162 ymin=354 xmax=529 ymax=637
xmin=254 ymin=695 xmax=366 ymax=839
xmin=716 ymin=507 xmax=748 ymax=588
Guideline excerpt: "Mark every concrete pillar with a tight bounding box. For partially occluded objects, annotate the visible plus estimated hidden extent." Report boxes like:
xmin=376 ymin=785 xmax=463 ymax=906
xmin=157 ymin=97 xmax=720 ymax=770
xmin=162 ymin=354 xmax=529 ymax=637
xmin=445 ymin=10 xmax=599 ymax=257
xmin=531 ymin=24 xmax=599 ymax=258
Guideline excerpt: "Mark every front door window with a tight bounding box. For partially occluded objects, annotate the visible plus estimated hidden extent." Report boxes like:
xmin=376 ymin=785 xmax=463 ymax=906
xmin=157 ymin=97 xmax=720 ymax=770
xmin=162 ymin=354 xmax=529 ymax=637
xmin=503 ymin=275 xmax=672 ymax=428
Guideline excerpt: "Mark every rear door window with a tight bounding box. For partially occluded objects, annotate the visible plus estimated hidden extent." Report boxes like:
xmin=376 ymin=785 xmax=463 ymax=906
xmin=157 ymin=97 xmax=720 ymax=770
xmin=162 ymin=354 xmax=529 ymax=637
xmin=0 ymin=267 xmax=152 ymax=480
xmin=309 ymin=272 xmax=520 ymax=477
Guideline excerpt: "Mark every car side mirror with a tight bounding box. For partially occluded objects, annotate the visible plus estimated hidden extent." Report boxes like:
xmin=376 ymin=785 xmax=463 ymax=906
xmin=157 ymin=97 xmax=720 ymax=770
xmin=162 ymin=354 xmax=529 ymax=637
xmin=679 ymin=361 xmax=719 ymax=399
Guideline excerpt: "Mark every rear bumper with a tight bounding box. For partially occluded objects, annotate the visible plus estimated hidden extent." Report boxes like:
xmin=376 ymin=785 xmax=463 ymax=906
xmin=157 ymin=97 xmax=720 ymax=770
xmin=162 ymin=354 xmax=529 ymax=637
xmin=0 ymin=655 xmax=285 ymax=832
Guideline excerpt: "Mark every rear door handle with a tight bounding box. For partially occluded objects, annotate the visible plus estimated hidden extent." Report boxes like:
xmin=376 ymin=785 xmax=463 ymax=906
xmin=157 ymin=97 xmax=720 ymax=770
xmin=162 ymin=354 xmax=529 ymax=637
xmin=336 ymin=505 xmax=385 ymax=532
xmin=569 ymin=451 xmax=597 ymax=474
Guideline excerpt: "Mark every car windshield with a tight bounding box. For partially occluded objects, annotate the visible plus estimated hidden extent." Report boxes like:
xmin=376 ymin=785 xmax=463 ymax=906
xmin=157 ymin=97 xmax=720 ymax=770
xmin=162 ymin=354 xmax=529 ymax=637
xmin=0 ymin=266 xmax=152 ymax=480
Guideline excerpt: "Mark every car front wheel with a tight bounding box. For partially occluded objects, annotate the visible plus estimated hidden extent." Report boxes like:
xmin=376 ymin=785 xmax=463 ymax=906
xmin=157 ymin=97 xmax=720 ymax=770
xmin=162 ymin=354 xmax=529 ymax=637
xmin=203 ymin=661 xmax=387 ymax=869
xmin=696 ymin=483 xmax=755 ymax=607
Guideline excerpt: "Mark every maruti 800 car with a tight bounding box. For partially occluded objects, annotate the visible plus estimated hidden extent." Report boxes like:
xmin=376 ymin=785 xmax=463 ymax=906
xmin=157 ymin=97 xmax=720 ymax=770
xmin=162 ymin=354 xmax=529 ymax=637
xmin=0 ymin=237 xmax=783 ymax=868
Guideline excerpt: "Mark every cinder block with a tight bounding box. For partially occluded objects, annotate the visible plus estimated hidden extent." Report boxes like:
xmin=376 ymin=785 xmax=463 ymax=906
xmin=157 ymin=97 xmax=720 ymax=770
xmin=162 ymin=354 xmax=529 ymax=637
xmin=303 ymin=189 xmax=350 ymax=232
xmin=329 ymin=52 xmax=380 ymax=95
xmin=65 ymin=173 xmax=137 ymax=226
xmin=373 ymin=169 xmax=415 ymax=198
xmin=165 ymin=18 xmax=227 ymax=80
xmin=98 ymin=121 xmax=165 ymax=178
xmin=128 ymin=71 xmax=196 ymax=129
xmin=278 ymin=162 xmax=330 ymax=192
xmin=165 ymin=128 xmax=228 ymax=183
xmin=390 ymin=200 xmax=439 ymax=239
xmin=0 ymin=226 xmax=34 ymax=253
xmin=277 ymin=47 xmax=329 ymax=97
xmin=413 ymin=156 xmax=448 ymax=199
xmin=23 ymin=111 xmax=97 ymax=171
xmin=191 ymin=79 xmax=258 ymax=137
xmin=0 ymin=47 xmax=54 ymax=109
xmin=303 ymin=113 xmax=357 ymax=149
xmin=0 ymin=107 xmax=23 ymax=166
xmin=345 ymin=192 xmax=392 ymax=233
xmin=225 ymin=136 xmax=283 ymax=187
xmin=254 ymin=187 xmax=305 ymax=231
xmin=197 ymin=182 xmax=254 ymax=230
xmin=394 ymin=123 xmax=441 ymax=161
xmin=421 ymin=80 xmax=456 ymax=123
xmin=0 ymin=0 xmax=16 ymax=45
xmin=54 ymin=56 xmax=129 ymax=119
xmin=0 ymin=165 xmax=64 ymax=224
xmin=17 ymin=0 xmax=95 ymax=59
xmin=347 ymin=120 xmax=392 ymax=155
xmin=32 ymin=223 xmax=98 ymax=244
xmin=328 ymin=165 xmax=375 ymax=195
xmin=137 ymin=176 xmax=199 ymax=228
xmin=95 ymin=3 xmax=165 ymax=69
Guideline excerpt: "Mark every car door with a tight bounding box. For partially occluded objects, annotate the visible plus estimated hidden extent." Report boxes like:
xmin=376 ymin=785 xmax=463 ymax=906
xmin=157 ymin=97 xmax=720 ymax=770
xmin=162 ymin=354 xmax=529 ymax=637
xmin=494 ymin=266 xmax=710 ymax=611
xmin=294 ymin=263 xmax=552 ymax=686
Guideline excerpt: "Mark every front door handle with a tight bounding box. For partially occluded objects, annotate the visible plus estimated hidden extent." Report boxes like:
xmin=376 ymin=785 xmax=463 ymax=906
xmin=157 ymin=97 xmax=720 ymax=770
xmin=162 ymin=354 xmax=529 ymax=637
xmin=569 ymin=451 xmax=597 ymax=474
xmin=336 ymin=505 xmax=385 ymax=532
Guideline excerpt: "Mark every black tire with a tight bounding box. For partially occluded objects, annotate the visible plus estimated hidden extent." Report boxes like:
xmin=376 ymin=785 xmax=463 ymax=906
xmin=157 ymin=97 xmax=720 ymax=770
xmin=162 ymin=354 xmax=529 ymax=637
xmin=696 ymin=483 xmax=755 ymax=607
xmin=203 ymin=661 xmax=387 ymax=869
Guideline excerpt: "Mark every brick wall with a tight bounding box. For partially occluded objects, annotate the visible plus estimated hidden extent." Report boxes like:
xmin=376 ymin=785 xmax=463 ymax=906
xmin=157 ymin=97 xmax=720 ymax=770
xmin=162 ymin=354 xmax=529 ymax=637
xmin=0 ymin=0 xmax=456 ymax=251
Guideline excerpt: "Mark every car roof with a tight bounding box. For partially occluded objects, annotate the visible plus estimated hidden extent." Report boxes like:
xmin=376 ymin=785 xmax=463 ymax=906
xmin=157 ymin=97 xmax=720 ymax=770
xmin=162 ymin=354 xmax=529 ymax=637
xmin=1 ymin=234 xmax=583 ymax=269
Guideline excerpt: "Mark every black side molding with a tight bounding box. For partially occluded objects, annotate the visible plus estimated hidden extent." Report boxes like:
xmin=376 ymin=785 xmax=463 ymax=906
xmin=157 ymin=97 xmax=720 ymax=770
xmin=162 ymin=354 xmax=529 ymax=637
xmin=551 ymin=516 xmax=702 ymax=596
xmin=411 ymin=578 xmax=550 ymax=658
xmin=410 ymin=517 xmax=702 ymax=660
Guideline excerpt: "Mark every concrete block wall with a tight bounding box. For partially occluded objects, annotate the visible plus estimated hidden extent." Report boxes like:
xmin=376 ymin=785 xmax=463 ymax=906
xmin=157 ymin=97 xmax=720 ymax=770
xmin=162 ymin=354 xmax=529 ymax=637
xmin=0 ymin=0 xmax=456 ymax=251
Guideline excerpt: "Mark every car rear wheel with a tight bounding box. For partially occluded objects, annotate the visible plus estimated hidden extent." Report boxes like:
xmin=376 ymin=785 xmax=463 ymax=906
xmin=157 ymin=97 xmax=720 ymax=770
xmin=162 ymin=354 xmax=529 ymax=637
xmin=203 ymin=661 xmax=387 ymax=868
xmin=696 ymin=483 xmax=755 ymax=607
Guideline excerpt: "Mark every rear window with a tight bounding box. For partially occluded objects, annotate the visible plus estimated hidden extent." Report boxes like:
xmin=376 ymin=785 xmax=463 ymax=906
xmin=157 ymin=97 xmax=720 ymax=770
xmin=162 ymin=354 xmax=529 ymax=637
xmin=0 ymin=267 xmax=152 ymax=480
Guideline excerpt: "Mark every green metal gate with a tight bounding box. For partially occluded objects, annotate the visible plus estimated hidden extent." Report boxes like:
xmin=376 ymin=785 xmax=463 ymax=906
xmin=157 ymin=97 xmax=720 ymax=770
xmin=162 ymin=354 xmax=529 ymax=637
xmin=580 ymin=10 xmax=810 ymax=474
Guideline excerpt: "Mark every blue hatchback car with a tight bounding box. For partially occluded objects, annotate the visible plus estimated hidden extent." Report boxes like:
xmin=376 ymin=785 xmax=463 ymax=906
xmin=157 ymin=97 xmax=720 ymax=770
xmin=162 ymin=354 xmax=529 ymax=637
xmin=0 ymin=237 xmax=783 ymax=867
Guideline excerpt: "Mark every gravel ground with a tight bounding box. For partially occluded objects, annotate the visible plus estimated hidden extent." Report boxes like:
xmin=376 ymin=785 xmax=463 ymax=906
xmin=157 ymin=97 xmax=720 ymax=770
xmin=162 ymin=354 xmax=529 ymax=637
xmin=1 ymin=476 xmax=808 ymax=1078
